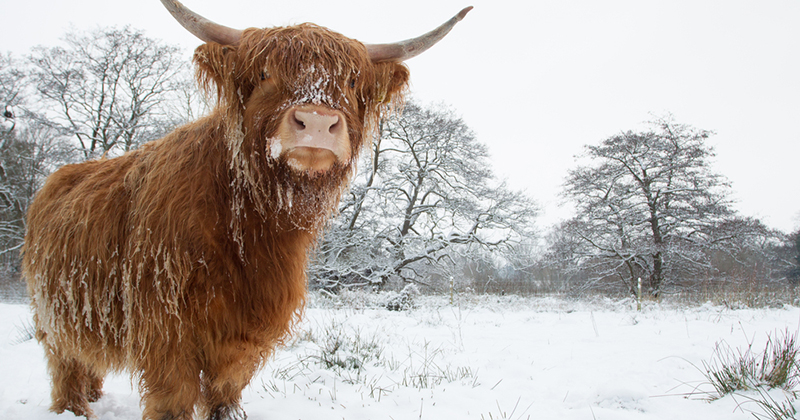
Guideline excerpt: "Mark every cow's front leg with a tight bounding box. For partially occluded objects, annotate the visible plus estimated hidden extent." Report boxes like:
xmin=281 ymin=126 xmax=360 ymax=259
xmin=139 ymin=352 xmax=202 ymax=420
xmin=200 ymin=341 xmax=262 ymax=420
xmin=45 ymin=350 xmax=105 ymax=419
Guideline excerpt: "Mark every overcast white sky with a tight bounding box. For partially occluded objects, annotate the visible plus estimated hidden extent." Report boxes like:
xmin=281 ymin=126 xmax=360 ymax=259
xmin=3 ymin=0 xmax=799 ymax=233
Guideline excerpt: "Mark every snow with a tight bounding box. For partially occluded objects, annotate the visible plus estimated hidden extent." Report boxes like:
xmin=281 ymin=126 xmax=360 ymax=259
xmin=1 ymin=295 xmax=798 ymax=419
xmin=268 ymin=137 xmax=282 ymax=160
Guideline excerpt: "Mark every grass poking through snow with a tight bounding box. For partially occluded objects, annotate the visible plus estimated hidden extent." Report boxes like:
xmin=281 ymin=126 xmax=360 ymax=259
xmin=700 ymin=329 xmax=800 ymax=419
xmin=263 ymin=312 xmax=479 ymax=403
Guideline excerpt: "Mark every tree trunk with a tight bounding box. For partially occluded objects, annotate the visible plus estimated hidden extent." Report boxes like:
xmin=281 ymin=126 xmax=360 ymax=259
xmin=647 ymin=197 xmax=664 ymax=298
xmin=650 ymin=250 xmax=663 ymax=298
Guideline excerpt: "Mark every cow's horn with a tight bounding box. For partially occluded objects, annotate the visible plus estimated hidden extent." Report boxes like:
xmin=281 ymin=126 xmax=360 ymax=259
xmin=160 ymin=0 xmax=243 ymax=45
xmin=365 ymin=6 xmax=473 ymax=62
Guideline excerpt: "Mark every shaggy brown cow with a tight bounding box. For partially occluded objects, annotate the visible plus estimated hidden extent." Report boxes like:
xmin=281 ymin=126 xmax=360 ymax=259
xmin=21 ymin=1 xmax=470 ymax=419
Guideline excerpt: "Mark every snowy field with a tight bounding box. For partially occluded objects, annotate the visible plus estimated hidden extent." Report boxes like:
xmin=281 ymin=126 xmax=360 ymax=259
xmin=1 ymin=293 xmax=798 ymax=419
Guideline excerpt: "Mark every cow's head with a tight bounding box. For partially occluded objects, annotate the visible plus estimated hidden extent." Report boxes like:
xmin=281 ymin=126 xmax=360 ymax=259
xmin=161 ymin=0 xmax=471 ymax=177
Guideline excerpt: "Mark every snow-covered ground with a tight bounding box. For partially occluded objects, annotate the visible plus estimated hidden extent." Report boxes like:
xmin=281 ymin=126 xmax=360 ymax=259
xmin=1 ymin=293 xmax=798 ymax=419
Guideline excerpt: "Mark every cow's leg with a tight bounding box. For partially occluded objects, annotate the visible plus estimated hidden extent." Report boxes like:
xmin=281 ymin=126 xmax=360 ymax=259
xmin=86 ymin=373 xmax=105 ymax=403
xmin=45 ymin=348 xmax=102 ymax=419
xmin=199 ymin=343 xmax=262 ymax=420
xmin=139 ymin=354 xmax=202 ymax=420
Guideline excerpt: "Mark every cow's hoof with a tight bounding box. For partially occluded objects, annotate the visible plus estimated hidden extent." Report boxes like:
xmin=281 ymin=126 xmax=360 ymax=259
xmin=209 ymin=404 xmax=246 ymax=420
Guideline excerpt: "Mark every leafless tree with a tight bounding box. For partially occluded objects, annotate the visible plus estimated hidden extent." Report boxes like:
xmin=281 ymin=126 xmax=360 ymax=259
xmin=0 ymin=124 xmax=70 ymax=257
xmin=0 ymin=52 xmax=27 ymax=259
xmin=557 ymin=116 xmax=739 ymax=296
xmin=0 ymin=28 xmax=190 ymax=270
xmin=28 ymin=26 xmax=187 ymax=159
xmin=773 ymin=229 xmax=800 ymax=286
xmin=1 ymin=53 xmax=71 ymax=263
xmin=311 ymin=102 xmax=537 ymax=291
xmin=1 ymin=52 xmax=25 ymax=133
xmin=163 ymin=67 xmax=212 ymax=126
xmin=791 ymin=231 xmax=800 ymax=284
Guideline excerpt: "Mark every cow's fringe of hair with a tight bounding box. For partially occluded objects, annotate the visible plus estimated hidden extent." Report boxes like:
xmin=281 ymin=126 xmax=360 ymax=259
xmin=194 ymin=23 xmax=409 ymax=161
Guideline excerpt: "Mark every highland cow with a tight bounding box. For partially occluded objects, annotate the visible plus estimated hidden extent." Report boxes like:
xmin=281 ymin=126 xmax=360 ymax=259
xmin=21 ymin=1 xmax=471 ymax=419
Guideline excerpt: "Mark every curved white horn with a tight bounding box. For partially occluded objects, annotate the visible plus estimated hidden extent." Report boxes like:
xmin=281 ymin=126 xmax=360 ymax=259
xmin=160 ymin=0 xmax=243 ymax=45
xmin=365 ymin=6 xmax=473 ymax=62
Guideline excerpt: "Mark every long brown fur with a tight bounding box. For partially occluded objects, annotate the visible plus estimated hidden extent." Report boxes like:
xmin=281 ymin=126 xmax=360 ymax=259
xmin=23 ymin=24 xmax=409 ymax=420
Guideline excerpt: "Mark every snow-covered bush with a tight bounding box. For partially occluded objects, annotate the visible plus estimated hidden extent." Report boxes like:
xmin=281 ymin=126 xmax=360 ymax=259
xmin=385 ymin=284 xmax=420 ymax=311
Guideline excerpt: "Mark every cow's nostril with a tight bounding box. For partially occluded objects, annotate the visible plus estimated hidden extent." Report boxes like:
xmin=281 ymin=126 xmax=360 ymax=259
xmin=294 ymin=114 xmax=306 ymax=129
xmin=329 ymin=117 xmax=340 ymax=134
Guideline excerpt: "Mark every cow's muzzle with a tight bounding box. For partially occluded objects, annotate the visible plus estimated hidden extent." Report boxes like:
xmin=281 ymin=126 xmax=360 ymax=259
xmin=275 ymin=105 xmax=350 ymax=174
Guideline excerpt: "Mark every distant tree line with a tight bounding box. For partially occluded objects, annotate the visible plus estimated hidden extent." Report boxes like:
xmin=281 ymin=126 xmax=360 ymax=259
xmin=1 ymin=26 xmax=797 ymax=298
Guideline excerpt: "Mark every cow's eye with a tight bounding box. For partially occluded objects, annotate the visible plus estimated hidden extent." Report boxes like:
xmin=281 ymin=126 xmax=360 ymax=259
xmin=261 ymin=71 xmax=270 ymax=81
xmin=349 ymin=79 xmax=356 ymax=89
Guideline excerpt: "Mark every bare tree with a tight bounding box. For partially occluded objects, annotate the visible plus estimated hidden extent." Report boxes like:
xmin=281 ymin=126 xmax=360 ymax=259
xmin=312 ymin=102 xmax=537 ymax=291
xmin=0 ymin=124 xmax=70 ymax=256
xmin=558 ymin=116 xmax=737 ymax=297
xmin=162 ymin=67 xmax=212 ymax=126
xmin=778 ymin=229 xmax=800 ymax=285
xmin=1 ymin=27 xmax=190 ymax=265
xmin=791 ymin=231 xmax=800 ymax=284
xmin=0 ymin=53 xmax=71 ymax=260
xmin=0 ymin=52 xmax=28 ymax=258
xmin=1 ymin=52 xmax=25 ymax=133
xmin=28 ymin=26 xmax=187 ymax=159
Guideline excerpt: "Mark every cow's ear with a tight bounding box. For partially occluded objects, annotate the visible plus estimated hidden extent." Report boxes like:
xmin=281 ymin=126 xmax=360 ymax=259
xmin=194 ymin=43 xmax=239 ymax=105
xmin=386 ymin=63 xmax=410 ymax=103
xmin=374 ymin=62 xmax=410 ymax=105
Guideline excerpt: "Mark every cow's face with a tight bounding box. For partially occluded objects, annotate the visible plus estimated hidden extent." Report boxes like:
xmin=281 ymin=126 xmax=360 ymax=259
xmin=195 ymin=25 xmax=410 ymax=177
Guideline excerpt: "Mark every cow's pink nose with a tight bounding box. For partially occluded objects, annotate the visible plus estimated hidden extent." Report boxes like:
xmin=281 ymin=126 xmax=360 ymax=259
xmin=292 ymin=110 xmax=343 ymax=136
xmin=278 ymin=105 xmax=351 ymax=173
